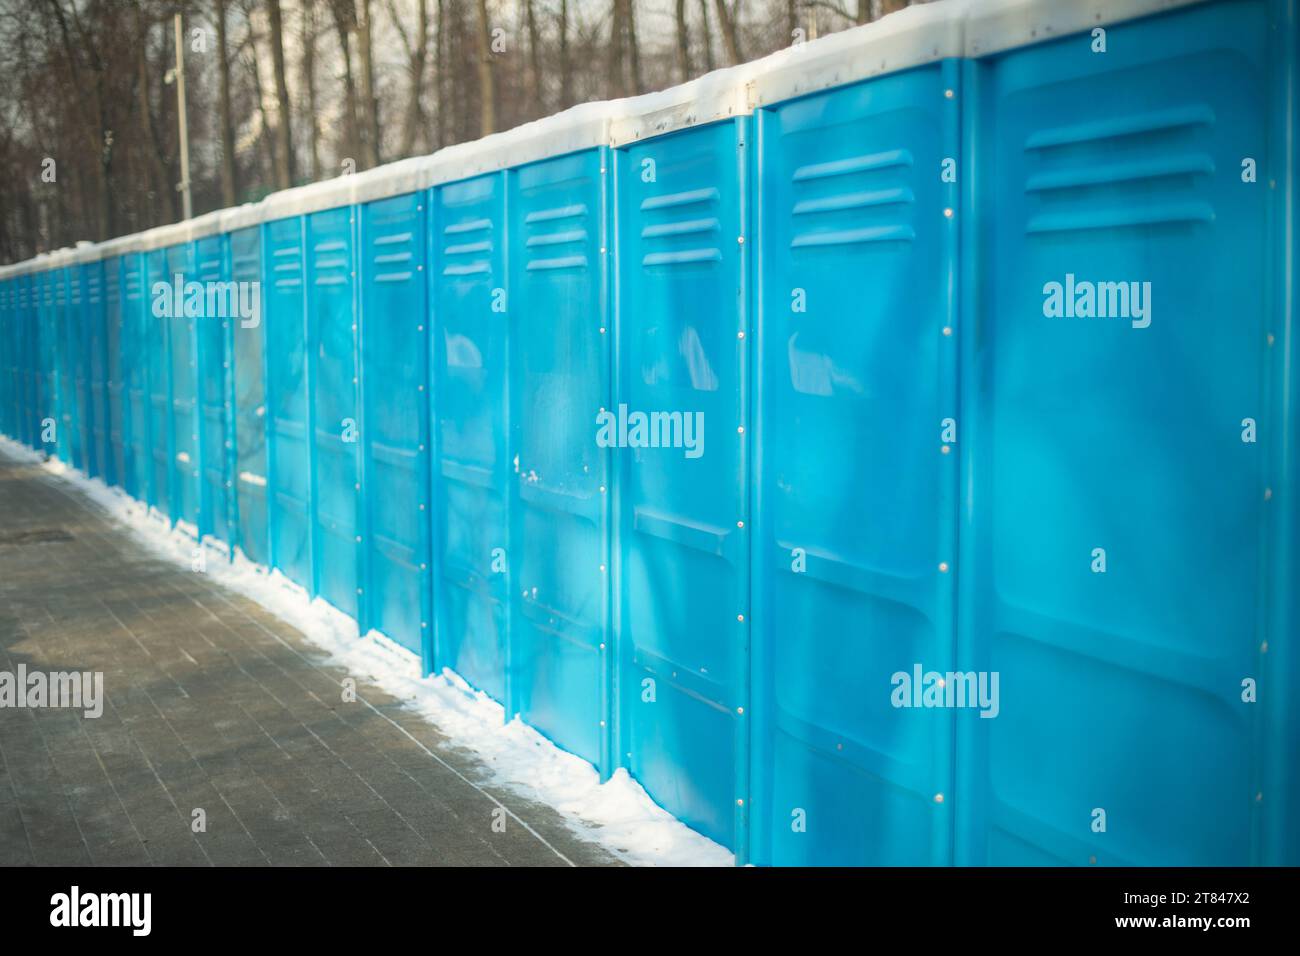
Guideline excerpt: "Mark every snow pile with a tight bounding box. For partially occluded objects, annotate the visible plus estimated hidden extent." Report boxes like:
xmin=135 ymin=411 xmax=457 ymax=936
xmin=0 ymin=436 xmax=731 ymax=867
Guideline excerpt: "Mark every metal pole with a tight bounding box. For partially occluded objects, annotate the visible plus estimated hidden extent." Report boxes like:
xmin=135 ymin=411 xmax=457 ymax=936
xmin=174 ymin=12 xmax=193 ymax=220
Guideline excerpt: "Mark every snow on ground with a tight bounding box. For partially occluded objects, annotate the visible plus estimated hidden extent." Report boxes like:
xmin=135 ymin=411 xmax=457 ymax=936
xmin=1 ymin=436 xmax=732 ymax=867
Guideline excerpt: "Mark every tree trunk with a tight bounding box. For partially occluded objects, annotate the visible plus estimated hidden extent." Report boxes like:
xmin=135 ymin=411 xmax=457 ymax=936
xmin=525 ymin=0 xmax=543 ymax=115
xmin=357 ymin=0 xmax=381 ymax=167
xmin=713 ymin=0 xmax=744 ymax=65
xmin=627 ymin=0 xmax=643 ymax=93
xmin=475 ymin=0 xmax=495 ymax=136
xmin=608 ymin=0 xmax=626 ymax=98
xmin=302 ymin=1 xmax=321 ymax=180
xmin=329 ymin=1 xmax=362 ymax=170
xmin=395 ymin=0 xmax=430 ymax=157
xmin=435 ymin=0 xmax=449 ymax=147
xmin=675 ymin=0 xmax=693 ymax=82
xmin=267 ymin=0 xmax=295 ymax=188
xmin=697 ymin=0 xmax=715 ymax=71
xmin=558 ymin=0 xmax=573 ymax=108
xmin=216 ymin=0 xmax=238 ymax=205
xmin=134 ymin=11 xmax=176 ymax=222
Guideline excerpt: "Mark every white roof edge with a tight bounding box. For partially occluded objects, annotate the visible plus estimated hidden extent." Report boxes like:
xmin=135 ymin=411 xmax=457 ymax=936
xmin=609 ymin=62 xmax=755 ymax=147
xmin=747 ymin=0 xmax=969 ymax=112
xmin=421 ymin=100 xmax=614 ymax=187
xmin=964 ymin=0 xmax=1208 ymax=58
xmin=0 ymin=0 xmax=1212 ymax=279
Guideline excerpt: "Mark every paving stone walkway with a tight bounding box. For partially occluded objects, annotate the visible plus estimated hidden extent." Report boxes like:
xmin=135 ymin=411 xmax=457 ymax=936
xmin=0 ymin=446 xmax=619 ymax=866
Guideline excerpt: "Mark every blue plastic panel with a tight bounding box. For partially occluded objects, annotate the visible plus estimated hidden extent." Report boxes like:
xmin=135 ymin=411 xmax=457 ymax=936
xmin=264 ymin=216 xmax=312 ymax=589
xmin=231 ymin=226 xmax=269 ymax=565
xmin=307 ymin=205 xmax=361 ymax=618
xmin=80 ymin=260 xmax=106 ymax=478
xmin=143 ymin=249 xmax=172 ymax=514
xmin=9 ymin=277 xmax=26 ymax=445
xmin=955 ymin=0 xmax=1271 ymax=867
xmin=508 ymin=148 xmax=611 ymax=771
xmin=195 ymin=234 xmax=231 ymax=542
xmin=431 ymin=172 xmax=510 ymax=701
xmin=164 ymin=242 xmax=200 ymax=528
xmin=121 ymin=254 xmax=150 ymax=501
xmin=103 ymin=257 xmax=125 ymax=487
xmin=54 ymin=268 xmax=77 ymax=464
xmin=0 ymin=280 xmax=11 ymax=438
xmin=40 ymin=273 xmax=56 ymax=450
xmin=23 ymin=274 xmax=39 ymax=449
xmin=751 ymin=62 xmax=957 ymax=866
xmin=614 ymin=119 xmax=750 ymax=850
xmin=84 ymin=261 xmax=109 ymax=483
xmin=73 ymin=263 xmax=96 ymax=476
xmin=361 ymin=192 xmax=431 ymax=659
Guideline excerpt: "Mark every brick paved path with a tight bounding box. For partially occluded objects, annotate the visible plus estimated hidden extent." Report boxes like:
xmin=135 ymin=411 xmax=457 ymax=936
xmin=0 ymin=447 xmax=618 ymax=866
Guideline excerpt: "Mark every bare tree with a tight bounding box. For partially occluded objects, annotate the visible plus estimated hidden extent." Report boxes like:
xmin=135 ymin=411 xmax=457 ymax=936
xmin=356 ymin=0 xmax=381 ymax=166
xmin=608 ymin=0 xmax=626 ymax=97
xmin=387 ymin=0 xmax=430 ymax=158
xmin=558 ymin=0 xmax=573 ymax=108
xmin=215 ymin=0 xmax=238 ymax=206
xmin=713 ymin=0 xmax=745 ymax=65
xmin=434 ymin=0 xmax=449 ymax=146
xmin=301 ymin=0 xmax=322 ymax=180
xmin=627 ymin=0 xmax=643 ymax=93
xmin=328 ymin=0 xmax=363 ymax=169
xmin=675 ymin=0 xmax=693 ymax=82
xmin=524 ymin=0 xmax=543 ymax=115
xmin=474 ymin=0 xmax=495 ymax=135
xmin=267 ymin=0 xmax=295 ymax=188
xmin=133 ymin=2 xmax=176 ymax=223
xmin=697 ymin=0 xmax=715 ymax=71
xmin=44 ymin=0 xmax=113 ymax=237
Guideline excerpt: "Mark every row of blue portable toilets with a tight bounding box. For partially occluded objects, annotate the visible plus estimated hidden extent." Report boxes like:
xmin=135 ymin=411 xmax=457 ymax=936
xmin=0 ymin=0 xmax=1296 ymax=865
